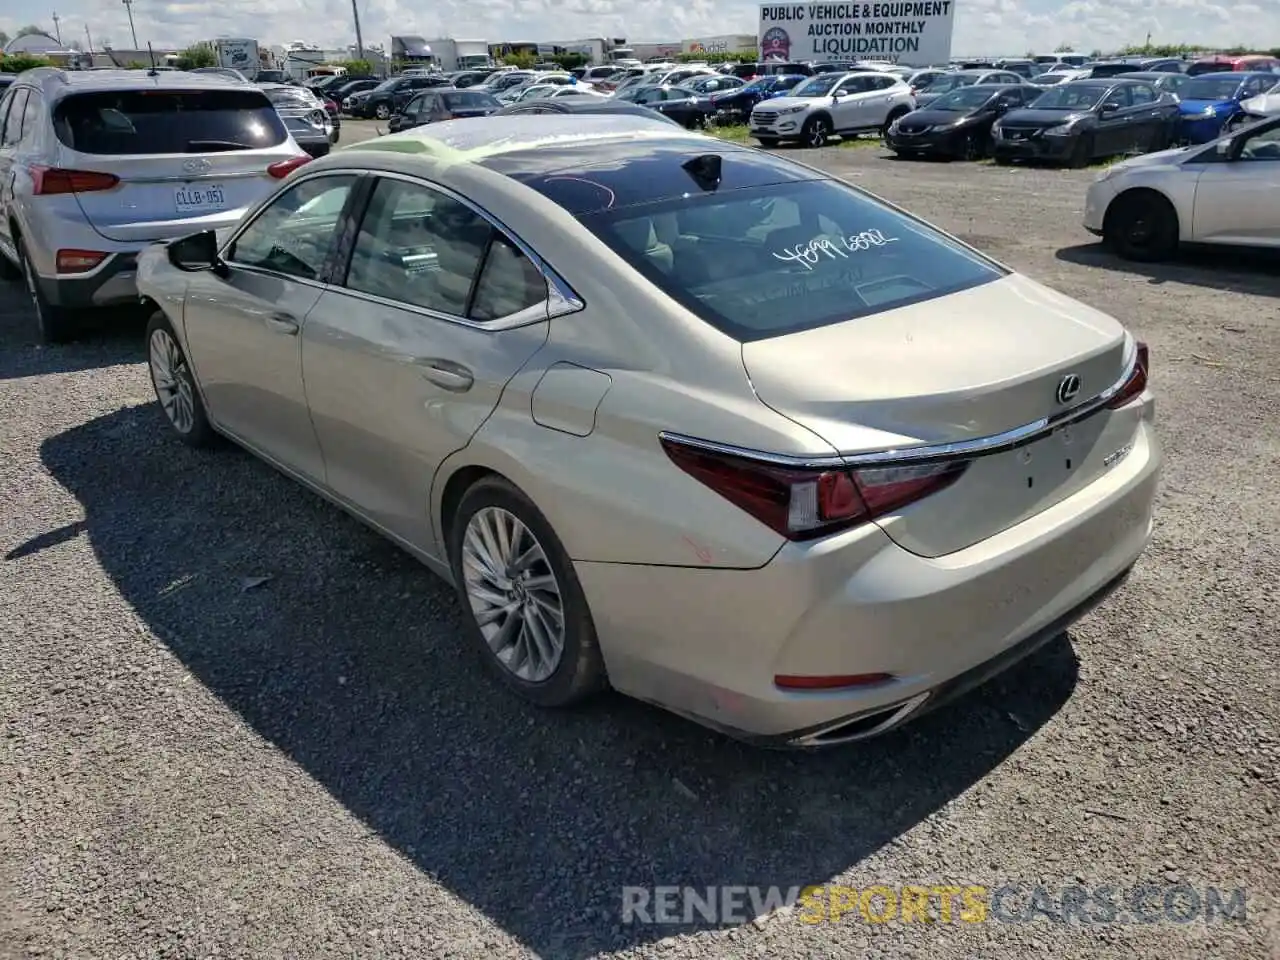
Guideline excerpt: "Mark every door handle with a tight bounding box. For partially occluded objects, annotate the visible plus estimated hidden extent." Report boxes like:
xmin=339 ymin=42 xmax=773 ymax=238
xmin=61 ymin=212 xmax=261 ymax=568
xmin=417 ymin=358 xmax=473 ymax=392
xmin=264 ymin=314 xmax=299 ymax=335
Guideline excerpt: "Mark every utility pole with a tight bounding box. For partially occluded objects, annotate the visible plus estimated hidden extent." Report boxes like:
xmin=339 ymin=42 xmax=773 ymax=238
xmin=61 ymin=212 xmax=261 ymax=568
xmin=350 ymin=0 xmax=364 ymax=60
xmin=51 ymin=11 xmax=63 ymax=43
xmin=85 ymin=23 xmax=94 ymax=53
xmin=122 ymin=0 xmax=138 ymax=48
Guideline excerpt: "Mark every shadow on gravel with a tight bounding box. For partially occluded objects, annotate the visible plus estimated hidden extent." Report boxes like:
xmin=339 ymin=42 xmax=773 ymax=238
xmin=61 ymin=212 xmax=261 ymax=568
xmin=0 ymin=295 xmax=147 ymax=381
xmin=1056 ymin=243 xmax=1280 ymax=298
xmin=36 ymin=404 xmax=1080 ymax=959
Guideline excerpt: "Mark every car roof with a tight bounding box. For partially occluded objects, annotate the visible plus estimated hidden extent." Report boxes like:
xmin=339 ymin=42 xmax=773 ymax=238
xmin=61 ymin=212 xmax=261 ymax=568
xmin=335 ymin=114 xmax=705 ymax=163
xmin=17 ymin=66 xmax=255 ymax=99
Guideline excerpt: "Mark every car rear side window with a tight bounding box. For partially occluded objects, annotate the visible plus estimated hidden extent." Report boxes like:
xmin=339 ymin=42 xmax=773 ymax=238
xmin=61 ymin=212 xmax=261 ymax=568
xmin=2 ymin=89 xmax=28 ymax=146
xmin=51 ymin=89 xmax=288 ymax=155
xmin=344 ymin=178 xmax=546 ymax=322
xmin=576 ymin=179 xmax=1005 ymax=342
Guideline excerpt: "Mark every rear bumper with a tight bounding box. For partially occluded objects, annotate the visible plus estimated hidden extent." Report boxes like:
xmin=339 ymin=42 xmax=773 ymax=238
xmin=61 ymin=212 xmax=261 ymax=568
xmin=35 ymin=251 xmax=140 ymax=309
xmin=576 ymin=411 xmax=1161 ymax=747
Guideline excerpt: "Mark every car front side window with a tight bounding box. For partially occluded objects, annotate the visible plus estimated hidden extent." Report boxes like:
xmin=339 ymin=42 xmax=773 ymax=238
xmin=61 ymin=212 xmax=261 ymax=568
xmin=1 ymin=89 xmax=28 ymax=147
xmin=1238 ymin=125 xmax=1280 ymax=161
xmin=226 ymin=175 xmax=358 ymax=281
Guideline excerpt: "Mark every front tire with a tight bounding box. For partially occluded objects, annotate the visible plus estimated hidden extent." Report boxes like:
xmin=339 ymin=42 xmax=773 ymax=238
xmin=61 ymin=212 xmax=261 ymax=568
xmin=802 ymin=115 xmax=831 ymax=149
xmin=146 ymin=311 xmax=217 ymax=447
xmin=1104 ymin=190 xmax=1179 ymax=262
xmin=449 ymin=477 xmax=608 ymax=708
xmin=18 ymin=237 xmax=77 ymax=344
xmin=881 ymin=107 xmax=910 ymax=137
xmin=958 ymin=130 xmax=986 ymax=161
xmin=1067 ymin=133 xmax=1094 ymax=168
xmin=754 ymin=136 xmax=778 ymax=148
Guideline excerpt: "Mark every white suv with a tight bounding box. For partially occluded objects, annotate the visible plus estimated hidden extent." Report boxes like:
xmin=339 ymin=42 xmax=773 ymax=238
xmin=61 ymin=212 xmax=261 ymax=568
xmin=0 ymin=68 xmax=310 ymax=342
xmin=749 ymin=71 xmax=916 ymax=148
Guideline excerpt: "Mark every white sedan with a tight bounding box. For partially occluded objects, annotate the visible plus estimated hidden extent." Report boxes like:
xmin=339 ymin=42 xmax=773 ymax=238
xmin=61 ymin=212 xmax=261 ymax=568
xmin=1083 ymin=114 xmax=1280 ymax=261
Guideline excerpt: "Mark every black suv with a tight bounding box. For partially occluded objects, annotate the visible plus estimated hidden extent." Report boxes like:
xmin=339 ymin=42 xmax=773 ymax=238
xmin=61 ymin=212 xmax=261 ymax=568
xmin=352 ymin=75 xmax=451 ymax=119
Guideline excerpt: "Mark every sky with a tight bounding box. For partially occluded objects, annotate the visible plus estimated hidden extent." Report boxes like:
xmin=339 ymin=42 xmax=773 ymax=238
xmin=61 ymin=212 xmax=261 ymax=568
xmin=2 ymin=0 xmax=1277 ymax=56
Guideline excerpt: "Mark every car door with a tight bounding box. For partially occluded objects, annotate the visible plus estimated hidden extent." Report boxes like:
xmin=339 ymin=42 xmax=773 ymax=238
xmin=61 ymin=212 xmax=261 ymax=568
xmin=1093 ymin=84 xmax=1134 ymax=154
xmin=300 ymin=175 xmax=557 ymax=552
xmin=182 ymin=172 xmax=359 ymax=480
xmin=1125 ymin=82 xmax=1163 ymax=148
xmin=0 ymin=86 xmax=25 ymax=263
xmin=1191 ymin=123 xmax=1280 ymax=244
xmin=830 ymin=75 xmax=874 ymax=132
xmin=399 ymin=93 xmax=428 ymax=129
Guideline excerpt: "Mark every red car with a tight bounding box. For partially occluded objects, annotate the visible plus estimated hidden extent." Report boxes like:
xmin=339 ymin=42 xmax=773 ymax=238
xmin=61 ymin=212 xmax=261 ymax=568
xmin=1186 ymin=54 xmax=1280 ymax=76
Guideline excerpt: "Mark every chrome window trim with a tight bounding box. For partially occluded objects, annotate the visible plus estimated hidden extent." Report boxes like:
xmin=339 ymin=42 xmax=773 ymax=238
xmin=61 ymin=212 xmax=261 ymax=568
xmin=319 ymin=284 xmax=553 ymax=332
xmin=660 ymin=345 xmax=1140 ymax=470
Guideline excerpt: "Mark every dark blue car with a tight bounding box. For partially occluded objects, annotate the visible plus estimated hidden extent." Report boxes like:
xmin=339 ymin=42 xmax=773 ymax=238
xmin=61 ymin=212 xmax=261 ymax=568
xmin=706 ymin=74 xmax=807 ymax=125
xmin=1177 ymin=72 xmax=1277 ymax=143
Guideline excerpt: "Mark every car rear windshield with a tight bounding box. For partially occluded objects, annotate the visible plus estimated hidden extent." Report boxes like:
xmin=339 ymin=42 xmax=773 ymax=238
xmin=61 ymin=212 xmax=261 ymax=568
xmin=442 ymin=91 xmax=498 ymax=108
xmin=573 ymin=179 xmax=1006 ymax=342
xmin=52 ymin=89 xmax=287 ymax=154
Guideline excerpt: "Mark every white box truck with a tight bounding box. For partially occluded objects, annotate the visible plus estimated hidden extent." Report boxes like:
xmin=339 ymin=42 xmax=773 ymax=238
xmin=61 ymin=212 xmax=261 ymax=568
xmin=212 ymin=38 xmax=260 ymax=79
xmin=421 ymin=39 xmax=491 ymax=71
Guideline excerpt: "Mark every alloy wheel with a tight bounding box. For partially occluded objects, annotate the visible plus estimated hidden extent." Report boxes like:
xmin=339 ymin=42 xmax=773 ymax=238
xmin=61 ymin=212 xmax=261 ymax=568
xmin=806 ymin=119 xmax=830 ymax=148
xmin=462 ymin=506 xmax=565 ymax=683
xmin=148 ymin=328 xmax=196 ymax=434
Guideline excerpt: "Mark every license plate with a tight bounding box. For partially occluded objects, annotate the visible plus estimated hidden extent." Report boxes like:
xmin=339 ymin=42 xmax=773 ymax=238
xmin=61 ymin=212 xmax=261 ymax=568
xmin=175 ymin=183 xmax=226 ymax=214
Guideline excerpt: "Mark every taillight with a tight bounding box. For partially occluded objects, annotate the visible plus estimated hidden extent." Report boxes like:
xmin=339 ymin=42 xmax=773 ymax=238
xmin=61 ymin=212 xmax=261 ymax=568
xmin=267 ymin=155 xmax=312 ymax=178
xmin=56 ymin=249 xmax=109 ymax=273
xmin=1106 ymin=341 xmax=1150 ymax=409
xmin=660 ymin=436 xmax=967 ymax=541
xmin=30 ymin=167 xmax=120 ymax=195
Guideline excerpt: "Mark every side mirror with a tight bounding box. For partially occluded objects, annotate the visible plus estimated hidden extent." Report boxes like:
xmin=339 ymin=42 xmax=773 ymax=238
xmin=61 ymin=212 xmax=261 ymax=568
xmin=1100 ymin=102 xmax=1120 ymax=115
xmin=995 ymin=101 xmax=1010 ymax=113
xmin=168 ymin=230 xmax=221 ymax=273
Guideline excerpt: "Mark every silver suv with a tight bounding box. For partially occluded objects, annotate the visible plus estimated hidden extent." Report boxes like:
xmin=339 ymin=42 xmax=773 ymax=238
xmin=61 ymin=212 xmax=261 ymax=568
xmin=0 ymin=68 xmax=310 ymax=342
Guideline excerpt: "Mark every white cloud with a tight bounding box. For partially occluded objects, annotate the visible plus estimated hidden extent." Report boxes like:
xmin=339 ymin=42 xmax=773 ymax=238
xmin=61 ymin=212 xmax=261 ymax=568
xmin=2 ymin=0 xmax=1277 ymax=56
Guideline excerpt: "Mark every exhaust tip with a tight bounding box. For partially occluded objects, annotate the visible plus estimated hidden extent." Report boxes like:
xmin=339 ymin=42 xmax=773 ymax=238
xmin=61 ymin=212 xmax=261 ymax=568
xmin=790 ymin=691 xmax=931 ymax=748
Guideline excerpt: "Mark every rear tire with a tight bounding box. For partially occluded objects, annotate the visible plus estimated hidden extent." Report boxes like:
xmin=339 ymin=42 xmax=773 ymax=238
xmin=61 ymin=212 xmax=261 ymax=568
xmin=18 ymin=237 xmax=78 ymax=344
xmin=375 ymin=103 xmax=391 ymax=120
xmin=881 ymin=107 xmax=910 ymax=137
xmin=1104 ymin=190 xmax=1179 ymax=263
xmin=448 ymin=476 xmax=608 ymax=708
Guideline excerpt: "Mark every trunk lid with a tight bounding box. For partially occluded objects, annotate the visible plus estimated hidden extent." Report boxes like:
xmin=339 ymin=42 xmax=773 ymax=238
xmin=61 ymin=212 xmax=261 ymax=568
xmin=740 ymin=273 xmax=1136 ymax=557
xmin=51 ymin=86 xmax=301 ymax=244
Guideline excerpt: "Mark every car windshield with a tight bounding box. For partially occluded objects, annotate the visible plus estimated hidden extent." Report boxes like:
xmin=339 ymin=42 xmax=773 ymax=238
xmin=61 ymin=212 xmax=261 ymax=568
xmin=791 ymin=74 xmax=844 ymax=97
xmin=51 ymin=89 xmax=288 ymax=154
xmin=569 ymin=179 xmax=1004 ymax=342
xmin=930 ymin=87 xmax=999 ymax=110
xmin=1183 ymin=76 xmax=1246 ymax=100
xmin=372 ymin=78 xmax=401 ymax=92
xmin=1029 ymin=74 xmax=1063 ymax=85
xmin=922 ymin=74 xmax=981 ymax=93
xmin=1028 ymin=83 xmax=1109 ymax=109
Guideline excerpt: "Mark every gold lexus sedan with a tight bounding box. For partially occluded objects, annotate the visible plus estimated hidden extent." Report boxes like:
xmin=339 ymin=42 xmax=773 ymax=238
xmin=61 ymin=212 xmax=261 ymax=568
xmin=136 ymin=115 xmax=1160 ymax=748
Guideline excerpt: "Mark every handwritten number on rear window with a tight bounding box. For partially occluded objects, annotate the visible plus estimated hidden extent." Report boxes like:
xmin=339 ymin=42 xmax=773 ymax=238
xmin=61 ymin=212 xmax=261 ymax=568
xmin=773 ymin=230 xmax=900 ymax=272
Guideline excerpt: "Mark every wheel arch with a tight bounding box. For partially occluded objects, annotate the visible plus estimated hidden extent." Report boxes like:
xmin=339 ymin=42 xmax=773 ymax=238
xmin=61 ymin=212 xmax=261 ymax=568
xmin=1103 ymin=186 xmax=1182 ymax=240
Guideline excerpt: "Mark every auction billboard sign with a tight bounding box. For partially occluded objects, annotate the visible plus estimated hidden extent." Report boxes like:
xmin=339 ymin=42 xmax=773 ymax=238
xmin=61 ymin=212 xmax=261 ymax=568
xmin=758 ymin=2 xmax=956 ymax=66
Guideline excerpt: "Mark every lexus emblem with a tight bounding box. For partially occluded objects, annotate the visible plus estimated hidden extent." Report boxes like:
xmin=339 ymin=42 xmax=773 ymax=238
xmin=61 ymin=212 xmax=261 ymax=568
xmin=182 ymin=158 xmax=212 ymax=174
xmin=1056 ymin=374 xmax=1082 ymax=405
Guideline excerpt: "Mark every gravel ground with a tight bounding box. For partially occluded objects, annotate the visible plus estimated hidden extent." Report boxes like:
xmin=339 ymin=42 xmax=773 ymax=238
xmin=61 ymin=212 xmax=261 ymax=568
xmin=1 ymin=122 xmax=1277 ymax=960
